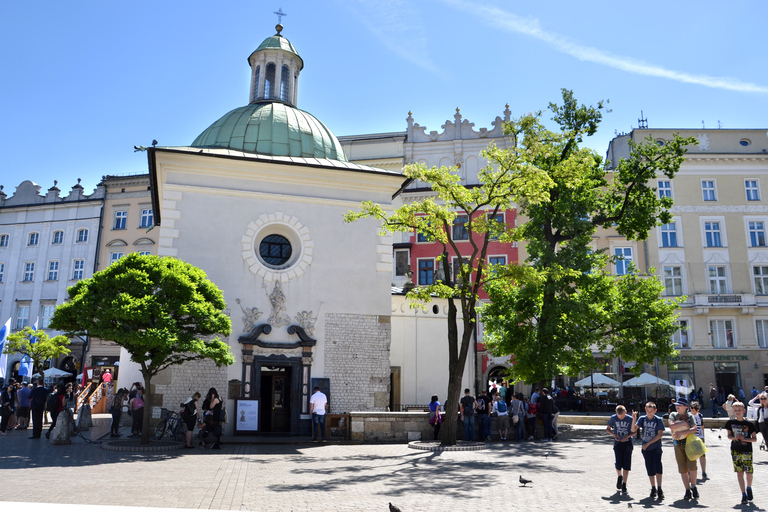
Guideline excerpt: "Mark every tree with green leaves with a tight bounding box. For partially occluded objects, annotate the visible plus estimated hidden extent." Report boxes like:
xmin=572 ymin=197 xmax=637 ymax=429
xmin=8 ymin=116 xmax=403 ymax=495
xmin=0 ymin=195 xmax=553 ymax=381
xmin=480 ymin=89 xmax=696 ymax=384
xmin=3 ymin=327 xmax=71 ymax=381
xmin=345 ymin=131 xmax=542 ymax=446
xmin=50 ymin=253 xmax=234 ymax=444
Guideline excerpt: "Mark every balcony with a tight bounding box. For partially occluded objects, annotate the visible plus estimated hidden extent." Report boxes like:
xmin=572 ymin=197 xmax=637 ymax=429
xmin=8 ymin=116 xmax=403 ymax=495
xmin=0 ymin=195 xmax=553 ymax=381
xmin=689 ymin=293 xmax=757 ymax=314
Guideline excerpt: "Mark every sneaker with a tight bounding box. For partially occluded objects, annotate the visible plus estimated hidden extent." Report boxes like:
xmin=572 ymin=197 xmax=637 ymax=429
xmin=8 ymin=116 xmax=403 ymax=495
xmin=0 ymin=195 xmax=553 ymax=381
xmin=617 ymin=476 xmax=623 ymax=490
xmin=747 ymin=487 xmax=753 ymax=502
xmin=657 ymin=489 xmax=664 ymax=501
xmin=622 ymin=483 xmax=627 ymax=494
xmin=684 ymin=489 xmax=692 ymax=501
xmin=742 ymin=494 xmax=749 ymax=505
xmin=691 ymin=486 xmax=699 ymax=499
xmin=650 ymin=488 xmax=657 ymax=499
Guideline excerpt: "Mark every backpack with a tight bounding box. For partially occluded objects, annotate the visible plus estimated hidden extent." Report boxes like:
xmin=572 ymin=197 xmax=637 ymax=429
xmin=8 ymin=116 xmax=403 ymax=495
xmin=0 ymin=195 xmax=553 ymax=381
xmin=497 ymin=400 xmax=508 ymax=413
xmin=476 ymin=398 xmax=486 ymax=412
xmin=46 ymin=393 xmax=58 ymax=412
xmin=528 ymin=401 xmax=539 ymax=416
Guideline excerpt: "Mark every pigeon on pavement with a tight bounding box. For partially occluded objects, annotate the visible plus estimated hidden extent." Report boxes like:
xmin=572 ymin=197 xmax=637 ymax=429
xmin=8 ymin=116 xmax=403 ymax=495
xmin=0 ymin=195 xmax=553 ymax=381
xmin=520 ymin=475 xmax=533 ymax=487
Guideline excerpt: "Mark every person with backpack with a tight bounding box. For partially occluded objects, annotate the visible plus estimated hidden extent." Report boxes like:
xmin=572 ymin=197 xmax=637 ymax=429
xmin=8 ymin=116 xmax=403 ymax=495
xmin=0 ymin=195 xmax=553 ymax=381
xmin=181 ymin=392 xmax=201 ymax=448
xmin=475 ymin=391 xmax=490 ymax=442
xmin=493 ymin=393 xmax=510 ymax=440
xmin=29 ymin=379 xmax=48 ymax=439
xmin=525 ymin=396 xmax=539 ymax=441
xmin=201 ymin=388 xmax=223 ymax=449
xmin=459 ymin=389 xmax=476 ymax=442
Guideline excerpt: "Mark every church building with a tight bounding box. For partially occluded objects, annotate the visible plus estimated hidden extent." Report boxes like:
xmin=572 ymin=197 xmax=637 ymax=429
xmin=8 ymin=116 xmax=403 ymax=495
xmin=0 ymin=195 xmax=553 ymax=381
xmin=132 ymin=23 xmax=406 ymax=435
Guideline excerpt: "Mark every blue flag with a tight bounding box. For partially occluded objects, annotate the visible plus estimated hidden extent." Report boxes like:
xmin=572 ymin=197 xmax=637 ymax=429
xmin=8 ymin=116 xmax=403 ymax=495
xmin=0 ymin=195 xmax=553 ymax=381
xmin=0 ymin=317 xmax=11 ymax=380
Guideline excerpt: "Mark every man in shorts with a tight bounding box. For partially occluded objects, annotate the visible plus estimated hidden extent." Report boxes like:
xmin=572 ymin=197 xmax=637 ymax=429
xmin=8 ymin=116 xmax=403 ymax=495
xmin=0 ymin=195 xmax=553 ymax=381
xmin=669 ymin=398 xmax=699 ymax=501
xmin=631 ymin=403 xmax=665 ymax=500
xmin=725 ymin=401 xmax=757 ymax=504
xmin=607 ymin=405 xmax=634 ymax=493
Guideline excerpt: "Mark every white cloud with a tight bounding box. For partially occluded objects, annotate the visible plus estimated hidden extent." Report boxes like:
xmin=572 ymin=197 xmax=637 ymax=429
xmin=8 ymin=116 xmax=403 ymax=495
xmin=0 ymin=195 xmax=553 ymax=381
xmin=335 ymin=0 xmax=445 ymax=77
xmin=443 ymin=0 xmax=768 ymax=94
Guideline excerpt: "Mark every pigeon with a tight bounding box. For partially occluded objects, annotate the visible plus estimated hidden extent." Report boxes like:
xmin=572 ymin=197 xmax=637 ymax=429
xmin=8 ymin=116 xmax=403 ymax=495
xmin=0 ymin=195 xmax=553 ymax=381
xmin=544 ymin=451 xmax=551 ymax=459
xmin=389 ymin=502 xmax=402 ymax=512
xmin=519 ymin=475 xmax=532 ymax=487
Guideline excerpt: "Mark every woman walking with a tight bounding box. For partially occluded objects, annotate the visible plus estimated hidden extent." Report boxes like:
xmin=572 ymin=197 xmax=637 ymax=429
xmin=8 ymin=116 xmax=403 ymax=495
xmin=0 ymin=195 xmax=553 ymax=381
xmin=429 ymin=395 xmax=443 ymax=440
xmin=201 ymin=388 xmax=222 ymax=449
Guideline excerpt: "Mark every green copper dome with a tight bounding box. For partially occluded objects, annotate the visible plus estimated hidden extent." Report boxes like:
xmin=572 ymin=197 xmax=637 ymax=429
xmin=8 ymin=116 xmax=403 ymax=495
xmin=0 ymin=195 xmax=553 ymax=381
xmin=191 ymin=102 xmax=348 ymax=161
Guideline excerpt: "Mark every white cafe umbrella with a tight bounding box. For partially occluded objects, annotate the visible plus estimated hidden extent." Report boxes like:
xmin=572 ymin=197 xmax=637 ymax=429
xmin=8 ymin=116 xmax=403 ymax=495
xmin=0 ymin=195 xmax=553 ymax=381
xmin=623 ymin=372 xmax=672 ymax=387
xmin=31 ymin=367 xmax=73 ymax=378
xmin=574 ymin=372 xmax=621 ymax=388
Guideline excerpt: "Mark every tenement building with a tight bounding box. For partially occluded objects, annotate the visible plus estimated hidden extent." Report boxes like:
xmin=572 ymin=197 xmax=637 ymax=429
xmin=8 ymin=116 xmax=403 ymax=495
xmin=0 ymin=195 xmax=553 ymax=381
xmin=606 ymin=128 xmax=768 ymax=398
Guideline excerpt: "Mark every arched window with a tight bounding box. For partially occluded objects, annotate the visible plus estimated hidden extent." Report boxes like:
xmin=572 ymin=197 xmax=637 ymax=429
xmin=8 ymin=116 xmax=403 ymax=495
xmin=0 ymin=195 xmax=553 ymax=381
xmin=265 ymin=63 xmax=276 ymax=100
xmin=253 ymin=65 xmax=260 ymax=100
xmin=280 ymin=65 xmax=290 ymax=102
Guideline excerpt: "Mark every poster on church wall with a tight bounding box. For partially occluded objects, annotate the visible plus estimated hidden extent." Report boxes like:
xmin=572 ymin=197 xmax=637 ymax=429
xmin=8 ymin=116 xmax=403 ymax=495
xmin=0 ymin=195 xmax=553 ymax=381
xmin=234 ymin=399 xmax=259 ymax=433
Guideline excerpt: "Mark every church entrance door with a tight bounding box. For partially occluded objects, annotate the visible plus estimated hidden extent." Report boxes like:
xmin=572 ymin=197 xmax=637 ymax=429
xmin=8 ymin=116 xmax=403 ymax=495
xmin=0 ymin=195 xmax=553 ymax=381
xmin=260 ymin=366 xmax=292 ymax=433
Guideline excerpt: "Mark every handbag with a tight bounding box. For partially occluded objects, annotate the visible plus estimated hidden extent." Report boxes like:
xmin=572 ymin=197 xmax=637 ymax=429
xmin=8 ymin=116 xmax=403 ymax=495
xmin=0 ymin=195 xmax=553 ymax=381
xmin=429 ymin=409 xmax=443 ymax=425
xmin=684 ymin=433 xmax=708 ymax=460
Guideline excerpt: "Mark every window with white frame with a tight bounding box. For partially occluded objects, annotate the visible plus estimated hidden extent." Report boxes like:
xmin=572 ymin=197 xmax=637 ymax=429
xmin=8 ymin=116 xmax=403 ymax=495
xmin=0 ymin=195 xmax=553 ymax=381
xmin=658 ymin=180 xmax=672 ymax=199
xmin=114 ymin=210 xmax=127 ymax=230
xmin=47 ymin=260 xmax=59 ymax=281
xmin=710 ymin=319 xmax=735 ymax=348
xmin=704 ymin=221 xmax=722 ymax=247
xmin=28 ymin=232 xmax=39 ymax=246
xmin=672 ymin=319 xmax=690 ymax=348
xmin=702 ymin=180 xmax=717 ymax=201
xmin=418 ymin=259 xmax=435 ymax=285
xmin=757 ymin=320 xmax=768 ymax=349
xmin=76 ymin=228 xmax=88 ymax=243
xmin=139 ymin=208 xmax=154 ymax=228
xmin=22 ymin=261 xmax=34 ymax=282
xmin=452 ymin=215 xmax=469 ymax=241
xmin=15 ymin=304 xmax=30 ymax=330
xmin=0 ymin=234 xmax=8 ymax=247
xmin=755 ymin=266 xmax=768 ymax=294
xmin=0 ymin=262 xmax=4 ymax=283
xmin=746 ymin=180 xmax=761 ymax=201
xmin=394 ymin=249 xmax=409 ymax=277
xmin=661 ymin=222 xmax=678 ymax=247
xmin=41 ymin=304 xmax=55 ymax=329
xmin=52 ymin=230 xmax=64 ymax=245
xmin=110 ymin=252 xmax=124 ymax=264
xmin=614 ymin=247 xmax=633 ymax=275
xmin=663 ymin=266 xmax=683 ymax=296
xmin=749 ymin=221 xmax=766 ymax=247
xmin=72 ymin=259 xmax=84 ymax=280
xmin=708 ymin=266 xmax=727 ymax=294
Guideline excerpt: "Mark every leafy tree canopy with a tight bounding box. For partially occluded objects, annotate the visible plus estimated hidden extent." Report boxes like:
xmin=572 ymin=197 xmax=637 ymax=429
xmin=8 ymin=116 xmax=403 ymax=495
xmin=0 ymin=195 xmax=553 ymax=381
xmin=4 ymin=327 xmax=71 ymax=379
xmin=480 ymin=89 xmax=696 ymax=383
xmin=51 ymin=253 xmax=234 ymax=376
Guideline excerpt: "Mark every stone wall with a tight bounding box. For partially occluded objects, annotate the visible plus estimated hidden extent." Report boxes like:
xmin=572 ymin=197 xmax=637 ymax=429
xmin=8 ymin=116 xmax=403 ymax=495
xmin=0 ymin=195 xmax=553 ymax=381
xmin=350 ymin=412 xmax=432 ymax=442
xmin=324 ymin=313 xmax=391 ymax=413
xmin=151 ymin=358 xmax=228 ymax=418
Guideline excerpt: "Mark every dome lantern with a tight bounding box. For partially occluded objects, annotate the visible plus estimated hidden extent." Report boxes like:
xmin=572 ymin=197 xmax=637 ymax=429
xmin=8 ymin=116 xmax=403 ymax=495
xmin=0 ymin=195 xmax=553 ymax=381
xmin=248 ymin=24 xmax=304 ymax=106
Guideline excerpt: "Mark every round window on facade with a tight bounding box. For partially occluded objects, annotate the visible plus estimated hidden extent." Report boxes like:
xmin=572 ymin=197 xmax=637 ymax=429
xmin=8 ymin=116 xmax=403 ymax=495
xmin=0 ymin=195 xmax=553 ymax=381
xmin=740 ymin=139 xmax=751 ymax=147
xmin=259 ymin=234 xmax=292 ymax=266
xmin=655 ymin=139 xmax=665 ymax=147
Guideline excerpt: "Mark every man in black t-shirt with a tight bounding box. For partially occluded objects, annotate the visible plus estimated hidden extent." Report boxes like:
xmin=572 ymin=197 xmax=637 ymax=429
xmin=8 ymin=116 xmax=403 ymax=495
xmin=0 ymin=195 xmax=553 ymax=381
xmin=460 ymin=389 xmax=476 ymax=442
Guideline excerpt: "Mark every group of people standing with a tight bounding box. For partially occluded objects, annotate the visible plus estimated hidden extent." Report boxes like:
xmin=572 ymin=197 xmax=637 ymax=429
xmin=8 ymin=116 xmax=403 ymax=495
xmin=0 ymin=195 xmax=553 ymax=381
xmin=608 ymin=396 xmax=761 ymax=505
xmin=0 ymin=378 xmax=72 ymax=439
xmin=428 ymin=385 xmax=559 ymax=442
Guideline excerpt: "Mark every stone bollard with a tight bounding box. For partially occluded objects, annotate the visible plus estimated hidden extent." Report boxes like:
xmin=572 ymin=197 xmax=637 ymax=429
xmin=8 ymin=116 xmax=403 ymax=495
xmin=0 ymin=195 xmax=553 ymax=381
xmin=50 ymin=410 xmax=73 ymax=445
xmin=76 ymin=404 xmax=93 ymax=431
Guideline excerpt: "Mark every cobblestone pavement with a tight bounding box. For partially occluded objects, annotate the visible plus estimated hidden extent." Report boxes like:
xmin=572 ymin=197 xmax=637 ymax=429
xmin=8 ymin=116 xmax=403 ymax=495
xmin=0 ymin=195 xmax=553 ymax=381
xmin=1 ymin=425 xmax=767 ymax=511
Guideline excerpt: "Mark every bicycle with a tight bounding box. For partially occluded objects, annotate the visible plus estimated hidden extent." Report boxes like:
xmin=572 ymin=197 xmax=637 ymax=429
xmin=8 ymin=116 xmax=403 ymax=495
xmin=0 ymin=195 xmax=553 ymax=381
xmin=154 ymin=407 xmax=185 ymax=442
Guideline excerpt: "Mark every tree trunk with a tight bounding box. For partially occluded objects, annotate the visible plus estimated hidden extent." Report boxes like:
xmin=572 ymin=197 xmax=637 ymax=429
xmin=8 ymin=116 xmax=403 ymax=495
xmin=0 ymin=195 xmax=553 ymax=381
xmin=441 ymin=298 xmax=475 ymax=446
xmin=140 ymin=371 xmax=153 ymax=444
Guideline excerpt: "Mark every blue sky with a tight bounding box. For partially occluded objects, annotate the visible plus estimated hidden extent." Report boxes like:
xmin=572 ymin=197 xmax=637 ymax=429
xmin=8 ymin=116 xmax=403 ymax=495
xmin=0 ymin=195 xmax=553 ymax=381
xmin=2 ymin=1 xmax=767 ymax=195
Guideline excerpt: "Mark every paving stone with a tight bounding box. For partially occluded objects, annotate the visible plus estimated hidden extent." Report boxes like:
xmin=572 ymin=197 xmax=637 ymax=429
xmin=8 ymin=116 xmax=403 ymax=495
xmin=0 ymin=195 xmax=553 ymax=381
xmin=0 ymin=424 xmax=765 ymax=511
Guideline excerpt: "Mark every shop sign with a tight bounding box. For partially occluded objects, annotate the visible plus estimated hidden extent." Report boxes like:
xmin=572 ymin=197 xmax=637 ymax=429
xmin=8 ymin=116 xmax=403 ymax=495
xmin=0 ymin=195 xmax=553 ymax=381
xmin=670 ymin=354 xmax=749 ymax=362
